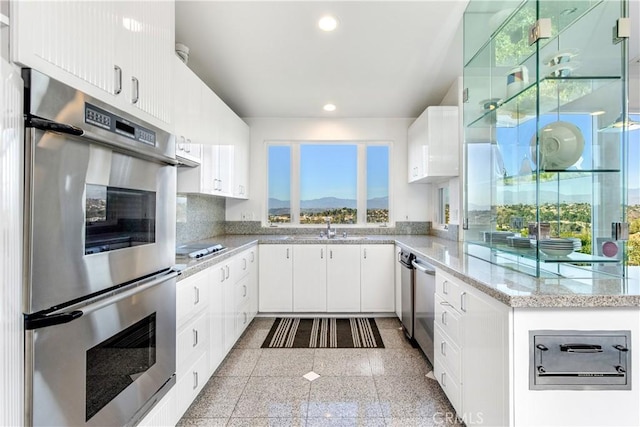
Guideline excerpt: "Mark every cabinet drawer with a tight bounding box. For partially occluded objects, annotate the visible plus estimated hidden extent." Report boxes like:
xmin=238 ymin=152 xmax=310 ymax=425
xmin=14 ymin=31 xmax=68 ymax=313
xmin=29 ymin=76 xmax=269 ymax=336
xmin=236 ymin=300 xmax=253 ymax=338
xmin=434 ymin=324 xmax=461 ymax=381
xmin=434 ymin=359 xmax=462 ymax=415
xmin=435 ymin=294 xmax=461 ymax=343
xmin=176 ymin=274 xmax=209 ymax=326
xmin=435 ymin=270 xmax=462 ymax=309
xmin=176 ymin=352 xmax=209 ymax=418
xmin=236 ymin=251 xmax=251 ymax=280
xmin=177 ymin=311 xmax=209 ymax=377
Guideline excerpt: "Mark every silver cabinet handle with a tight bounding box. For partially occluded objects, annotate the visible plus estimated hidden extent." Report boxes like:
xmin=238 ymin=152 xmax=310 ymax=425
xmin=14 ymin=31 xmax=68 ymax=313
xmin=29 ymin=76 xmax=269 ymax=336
xmin=441 ymin=372 xmax=446 ymax=388
xmin=185 ymin=139 xmax=191 ymax=152
xmin=286 ymin=248 xmax=289 ymax=259
xmin=114 ymin=65 xmax=122 ymax=95
xmin=194 ymin=286 xmax=200 ymax=305
xmin=250 ymin=251 xmax=255 ymax=263
xmin=330 ymin=250 xmax=333 ymax=259
xmin=178 ymin=136 xmax=186 ymax=150
xmin=460 ymin=291 xmax=467 ymax=312
xmin=243 ymin=312 xmax=248 ymax=324
xmin=442 ymin=280 xmax=448 ymax=295
xmin=131 ymin=76 xmax=139 ymax=104
xmin=364 ymin=248 xmax=367 ymax=259
xmin=441 ymin=341 xmax=446 ymax=356
xmin=225 ymin=265 xmax=230 ymax=280
xmin=441 ymin=311 xmax=447 ymax=325
xmin=193 ymin=371 xmax=198 ymax=390
xmin=193 ymin=329 xmax=198 ymax=347
xmin=220 ymin=267 xmax=225 ymax=282
xmin=243 ymin=284 xmax=247 ymax=297
xmin=242 ymin=258 xmax=247 ymax=270
xmin=320 ymin=248 xmax=324 ymax=259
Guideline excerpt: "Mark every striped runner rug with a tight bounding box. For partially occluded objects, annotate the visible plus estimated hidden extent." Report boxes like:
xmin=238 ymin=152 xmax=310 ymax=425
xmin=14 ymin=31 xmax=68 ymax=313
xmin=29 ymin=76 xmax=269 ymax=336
xmin=261 ymin=317 xmax=384 ymax=348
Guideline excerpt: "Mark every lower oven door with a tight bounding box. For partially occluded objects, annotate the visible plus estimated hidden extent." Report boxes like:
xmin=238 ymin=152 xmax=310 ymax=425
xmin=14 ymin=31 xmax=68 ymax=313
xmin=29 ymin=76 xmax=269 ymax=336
xmin=26 ymin=271 xmax=177 ymax=427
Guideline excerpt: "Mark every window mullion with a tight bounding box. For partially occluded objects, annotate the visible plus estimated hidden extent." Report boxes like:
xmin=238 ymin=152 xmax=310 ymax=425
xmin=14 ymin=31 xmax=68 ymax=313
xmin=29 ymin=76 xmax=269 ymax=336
xmin=291 ymin=143 xmax=301 ymax=225
xmin=357 ymin=144 xmax=367 ymax=225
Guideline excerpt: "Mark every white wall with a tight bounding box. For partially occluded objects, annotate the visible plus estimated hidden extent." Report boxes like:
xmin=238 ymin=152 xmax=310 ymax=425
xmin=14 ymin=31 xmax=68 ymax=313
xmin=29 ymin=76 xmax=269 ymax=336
xmin=226 ymin=117 xmax=431 ymax=224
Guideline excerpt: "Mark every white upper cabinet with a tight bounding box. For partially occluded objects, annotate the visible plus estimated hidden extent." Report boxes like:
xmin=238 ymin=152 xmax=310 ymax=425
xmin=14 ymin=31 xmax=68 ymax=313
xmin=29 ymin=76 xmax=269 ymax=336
xmin=12 ymin=1 xmax=174 ymax=129
xmin=173 ymin=56 xmax=202 ymax=165
xmin=408 ymin=106 xmax=459 ymax=183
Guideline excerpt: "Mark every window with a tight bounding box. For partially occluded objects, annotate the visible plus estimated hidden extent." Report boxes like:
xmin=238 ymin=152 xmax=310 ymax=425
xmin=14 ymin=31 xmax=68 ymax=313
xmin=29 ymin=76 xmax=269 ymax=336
xmin=267 ymin=142 xmax=390 ymax=225
xmin=437 ymin=186 xmax=449 ymax=227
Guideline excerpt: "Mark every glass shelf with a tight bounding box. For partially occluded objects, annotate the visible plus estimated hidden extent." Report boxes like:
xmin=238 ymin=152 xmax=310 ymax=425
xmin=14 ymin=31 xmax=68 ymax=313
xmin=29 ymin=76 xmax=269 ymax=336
xmin=466 ymin=241 xmax=621 ymax=264
xmin=466 ymin=76 xmax=622 ymax=128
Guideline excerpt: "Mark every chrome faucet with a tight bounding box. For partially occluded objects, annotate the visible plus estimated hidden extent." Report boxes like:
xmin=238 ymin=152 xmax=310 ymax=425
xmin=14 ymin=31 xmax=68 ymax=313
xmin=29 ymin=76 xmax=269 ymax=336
xmin=325 ymin=217 xmax=335 ymax=239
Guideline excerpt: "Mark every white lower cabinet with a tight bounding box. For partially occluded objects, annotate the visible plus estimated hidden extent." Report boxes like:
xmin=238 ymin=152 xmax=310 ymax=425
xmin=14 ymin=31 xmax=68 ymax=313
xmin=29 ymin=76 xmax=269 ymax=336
xmin=327 ymin=245 xmax=361 ymax=312
xmin=360 ymin=245 xmax=395 ymax=312
xmin=136 ymin=385 xmax=177 ymax=427
xmin=434 ymin=269 xmax=510 ymax=427
xmin=176 ymin=351 xmax=208 ymax=417
xmin=293 ymin=245 xmax=327 ymax=312
xmin=259 ymin=244 xmax=293 ymax=312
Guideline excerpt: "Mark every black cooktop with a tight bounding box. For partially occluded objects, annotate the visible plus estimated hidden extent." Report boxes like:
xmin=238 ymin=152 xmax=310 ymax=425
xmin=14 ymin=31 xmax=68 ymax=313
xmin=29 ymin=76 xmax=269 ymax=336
xmin=176 ymin=243 xmax=226 ymax=259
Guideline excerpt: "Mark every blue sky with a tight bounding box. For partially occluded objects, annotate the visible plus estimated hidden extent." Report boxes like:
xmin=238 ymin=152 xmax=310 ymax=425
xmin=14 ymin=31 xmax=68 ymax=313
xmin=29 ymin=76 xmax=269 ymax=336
xmin=268 ymin=144 xmax=390 ymax=202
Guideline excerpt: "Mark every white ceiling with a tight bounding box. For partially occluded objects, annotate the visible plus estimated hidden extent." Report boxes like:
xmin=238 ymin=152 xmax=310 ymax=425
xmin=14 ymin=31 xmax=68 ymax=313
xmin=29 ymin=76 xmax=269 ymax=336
xmin=175 ymin=1 xmax=468 ymax=119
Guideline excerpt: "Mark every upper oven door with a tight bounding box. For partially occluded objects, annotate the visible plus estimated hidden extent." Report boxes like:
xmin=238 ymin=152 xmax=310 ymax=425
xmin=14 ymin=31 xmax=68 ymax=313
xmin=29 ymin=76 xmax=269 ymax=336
xmin=25 ymin=127 xmax=176 ymax=313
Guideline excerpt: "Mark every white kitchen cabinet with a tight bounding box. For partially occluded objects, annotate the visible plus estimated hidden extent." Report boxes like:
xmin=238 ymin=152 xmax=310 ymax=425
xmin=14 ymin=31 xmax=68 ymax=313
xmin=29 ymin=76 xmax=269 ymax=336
xmin=408 ymin=106 xmax=459 ymax=183
xmin=173 ymin=57 xmax=202 ymax=165
xmin=229 ymin=114 xmax=250 ymax=199
xmin=208 ymin=268 xmax=225 ymax=375
xmin=360 ymin=245 xmax=395 ymax=312
xmin=176 ymin=270 xmax=210 ymax=329
xmin=394 ymin=245 xmax=402 ymax=318
xmin=177 ymin=144 xmax=215 ymax=194
xmin=434 ymin=269 xmax=510 ymax=427
xmin=326 ymin=245 xmax=361 ymax=312
xmin=175 ymin=351 xmax=208 ymax=418
xmin=12 ymin=1 xmax=174 ymax=128
xmin=293 ymin=245 xmax=327 ymax=312
xmin=259 ymin=245 xmax=293 ymax=312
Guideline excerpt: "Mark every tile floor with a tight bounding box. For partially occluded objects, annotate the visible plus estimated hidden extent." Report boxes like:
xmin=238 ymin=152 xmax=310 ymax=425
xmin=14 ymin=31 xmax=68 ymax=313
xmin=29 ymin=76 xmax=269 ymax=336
xmin=178 ymin=317 xmax=461 ymax=427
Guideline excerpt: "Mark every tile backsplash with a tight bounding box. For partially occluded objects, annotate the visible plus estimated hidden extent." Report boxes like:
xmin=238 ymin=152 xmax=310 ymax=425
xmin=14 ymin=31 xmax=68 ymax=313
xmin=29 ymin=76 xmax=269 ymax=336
xmin=176 ymin=194 xmax=226 ymax=245
xmin=224 ymin=221 xmax=431 ymax=236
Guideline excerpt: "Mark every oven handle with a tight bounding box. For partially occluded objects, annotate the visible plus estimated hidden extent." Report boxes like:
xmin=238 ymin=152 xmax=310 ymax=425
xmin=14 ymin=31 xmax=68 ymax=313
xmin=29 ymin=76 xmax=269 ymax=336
xmin=27 ymin=116 xmax=84 ymax=136
xmin=25 ymin=270 xmax=179 ymax=330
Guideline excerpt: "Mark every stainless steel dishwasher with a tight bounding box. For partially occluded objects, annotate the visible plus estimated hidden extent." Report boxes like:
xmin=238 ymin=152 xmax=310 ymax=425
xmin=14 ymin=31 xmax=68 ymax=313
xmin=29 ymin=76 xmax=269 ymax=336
xmin=398 ymin=250 xmax=416 ymax=341
xmin=413 ymin=257 xmax=436 ymax=364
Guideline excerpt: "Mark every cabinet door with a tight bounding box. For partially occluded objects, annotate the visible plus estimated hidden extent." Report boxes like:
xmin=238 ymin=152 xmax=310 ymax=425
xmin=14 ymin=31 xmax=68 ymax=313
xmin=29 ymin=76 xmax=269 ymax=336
xmin=213 ymin=144 xmax=234 ymax=196
xmin=176 ymin=270 xmax=209 ymax=328
xmin=360 ymin=245 xmax=395 ymax=312
xmin=425 ymin=106 xmax=458 ymax=178
xmin=394 ymin=245 xmax=402 ymax=318
xmin=176 ymin=352 xmax=208 ymax=419
xmin=208 ymin=274 xmax=225 ymax=375
xmin=407 ymin=110 xmax=426 ymax=182
xmin=231 ymin=115 xmax=250 ymax=199
xmin=326 ymin=245 xmax=361 ymax=312
xmin=177 ymin=311 xmax=209 ymax=377
xmin=248 ymin=248 xmax=259 ymax=319
xmin=293 ymin=245 xmax=327 ymax=312
xmin=460 ymin=287 xmax=510 ymax=427
xmin=259 ymin=245 xmax=293 ymax=312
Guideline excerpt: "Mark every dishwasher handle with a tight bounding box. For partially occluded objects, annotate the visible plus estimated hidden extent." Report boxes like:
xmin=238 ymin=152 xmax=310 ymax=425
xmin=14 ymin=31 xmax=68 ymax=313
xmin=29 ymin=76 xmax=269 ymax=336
xmin=412 ymin=260 xmax=436 ymax=275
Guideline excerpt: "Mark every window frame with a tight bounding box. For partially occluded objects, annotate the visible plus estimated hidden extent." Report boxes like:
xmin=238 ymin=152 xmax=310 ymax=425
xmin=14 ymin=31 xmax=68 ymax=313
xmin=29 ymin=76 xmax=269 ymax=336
xmin=265 ymin=140 xmax=393 ymax=227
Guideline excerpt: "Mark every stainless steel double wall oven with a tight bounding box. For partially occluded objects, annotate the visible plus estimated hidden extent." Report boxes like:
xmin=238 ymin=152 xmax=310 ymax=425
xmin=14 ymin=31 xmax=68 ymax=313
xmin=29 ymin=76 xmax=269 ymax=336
xmin=22 ymin=69 xmax=178 ymax=426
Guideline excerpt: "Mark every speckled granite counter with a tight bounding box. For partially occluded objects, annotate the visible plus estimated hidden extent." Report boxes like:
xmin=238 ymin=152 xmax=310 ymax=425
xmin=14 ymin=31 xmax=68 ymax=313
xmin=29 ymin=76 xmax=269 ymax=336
xmin=175 ymin=234 xmax=640 ymax=308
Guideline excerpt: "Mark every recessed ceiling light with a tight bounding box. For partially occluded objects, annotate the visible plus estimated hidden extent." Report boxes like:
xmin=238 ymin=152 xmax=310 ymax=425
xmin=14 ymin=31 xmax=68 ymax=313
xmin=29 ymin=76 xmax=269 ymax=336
xmin=323 ymin=103 xmax=336 ymax=112
xmin=318 ymin=16 xmax=338 ymax=32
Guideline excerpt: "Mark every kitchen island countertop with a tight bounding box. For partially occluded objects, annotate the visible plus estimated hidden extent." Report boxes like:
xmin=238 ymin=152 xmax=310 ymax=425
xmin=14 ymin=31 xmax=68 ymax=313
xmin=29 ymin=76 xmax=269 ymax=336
xmin=175 ymin=234 xmax=640 ymax=308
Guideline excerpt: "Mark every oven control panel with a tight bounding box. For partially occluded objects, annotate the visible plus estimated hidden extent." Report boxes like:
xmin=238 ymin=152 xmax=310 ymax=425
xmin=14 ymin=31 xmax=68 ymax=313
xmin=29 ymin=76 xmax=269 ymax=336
xmin=85 ymin=103 xmax=156 ymax=146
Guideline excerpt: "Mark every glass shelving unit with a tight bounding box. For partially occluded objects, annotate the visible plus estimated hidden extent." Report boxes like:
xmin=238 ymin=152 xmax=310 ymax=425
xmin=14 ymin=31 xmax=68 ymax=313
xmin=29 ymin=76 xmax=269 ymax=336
xmin=462 ymin=0 xmax=631 ymax=278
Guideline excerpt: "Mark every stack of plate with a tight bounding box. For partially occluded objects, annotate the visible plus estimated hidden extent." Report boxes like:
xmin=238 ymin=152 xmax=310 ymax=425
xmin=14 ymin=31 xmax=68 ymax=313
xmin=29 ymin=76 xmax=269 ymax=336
xmin=482 ymin=231 xmax=515 ymax=244
xmin=536 ymin=238 xmax=575 ymax=256
xmin=507 ymin=236 xmax=532 ymax=248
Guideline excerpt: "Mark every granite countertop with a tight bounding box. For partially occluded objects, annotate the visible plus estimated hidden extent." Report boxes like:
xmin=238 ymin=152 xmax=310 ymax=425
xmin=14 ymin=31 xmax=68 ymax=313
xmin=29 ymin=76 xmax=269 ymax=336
xmin=175 ymin=234 xmax=640 ymax=308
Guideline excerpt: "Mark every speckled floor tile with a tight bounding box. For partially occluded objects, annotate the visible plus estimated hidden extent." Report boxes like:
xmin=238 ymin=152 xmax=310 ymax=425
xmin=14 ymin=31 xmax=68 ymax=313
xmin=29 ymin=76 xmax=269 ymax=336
xmin=368 ymin=349 xmax=430 ymax=376
xmin=374 ymin=376 xmax=454 ymax=419
xmin=253 ymin=349 xmax=315 ymax=377
xmin=226 ymin=417 xmax=306 ymax=427
xmin=234 ymin=328 xmax=271 ymax=349
xmin=374 ymin=317 xmax=402 ymax=330
xmin=231 ymin=376 xmax=311 ymax=418
xmin=312 ymin=349 xmax=372 ymax=376
xmin=251 ymin=317 xmax=277 ymax=329
xmin=377 ymin=329 xmax=415 ymax=350
xmin=176 ymin=417 xmax=229 ymax=426
xmin=384 ymin=416 xmax=464 ymax=426
xmin=183 ymin=376 xmax=249 ymax=418
xmin=307 ymin=376 xmax=382 ymax=418
xmin=214 ymin=349 xmax=262 ymax=376
xmin=306 ymin=417 xmax=387 ymax=427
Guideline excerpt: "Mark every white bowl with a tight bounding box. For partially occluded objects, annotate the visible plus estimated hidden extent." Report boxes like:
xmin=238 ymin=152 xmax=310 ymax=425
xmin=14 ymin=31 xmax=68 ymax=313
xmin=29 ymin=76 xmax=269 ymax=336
xmin=530 ymin=121 xmax=585 ymax=170
xmin=540 ymin=247 xmax=574 ymax=257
